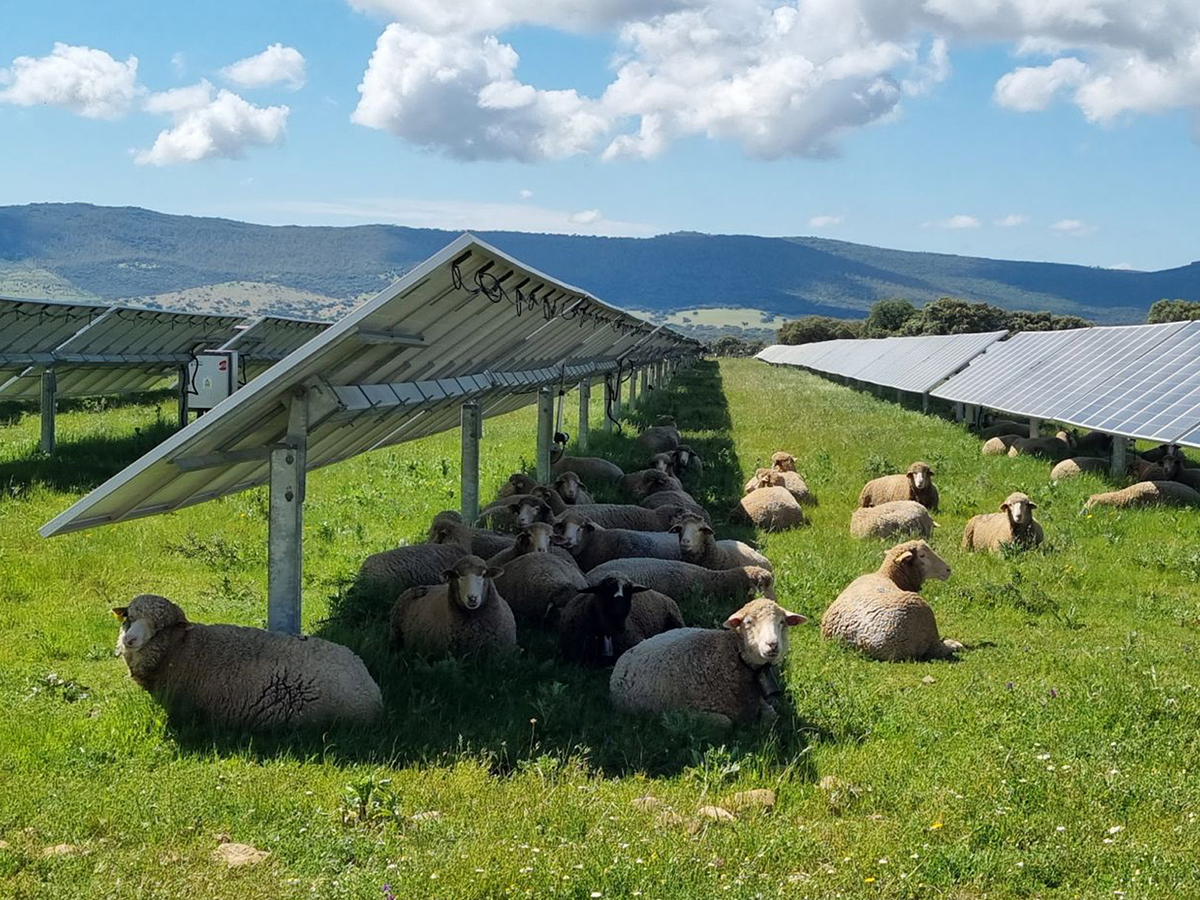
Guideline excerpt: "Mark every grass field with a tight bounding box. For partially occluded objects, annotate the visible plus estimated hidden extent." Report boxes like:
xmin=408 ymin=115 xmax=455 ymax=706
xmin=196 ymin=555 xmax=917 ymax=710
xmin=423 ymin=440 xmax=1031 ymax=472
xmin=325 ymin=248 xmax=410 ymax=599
xmin=2 ymin=358 xmax=1199 ymax=898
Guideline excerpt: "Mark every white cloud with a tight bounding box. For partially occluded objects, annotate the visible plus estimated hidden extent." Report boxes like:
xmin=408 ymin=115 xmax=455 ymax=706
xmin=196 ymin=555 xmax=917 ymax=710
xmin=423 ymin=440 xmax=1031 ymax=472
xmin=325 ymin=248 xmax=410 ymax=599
xmin=941 ymin=214 xmax=981 ymax=229
xmin=344 ymin=0 xmax=689 ymax=35
xmin=0 ymin=43 xmax=139 ymax=119
xmin=1051 ymin=218 xmax=1092 ymax=235
xmin=221 ymin=44 xmax=306 ymax=90
xmin=569 ymin=208 xmax=602 ymax=224
xmin=994 ymin=213 xmax=1028 ymax=227
xmin=261 ymin=197 xmax=656 ymax=236
xmin=809 ymin=214 xmax=844 ymax=227
xmin=994 ymin=58 xmax=1088 ymax=112
xmin=136 ymin=82 xmax=289 ymax=165
xmin=171 ymin=52 xmax=187 ymax=78
xmin=1108 ymin=261 xmax=1134 ymax=270
xmin=518 ymin=188 xmax=534 ymax=199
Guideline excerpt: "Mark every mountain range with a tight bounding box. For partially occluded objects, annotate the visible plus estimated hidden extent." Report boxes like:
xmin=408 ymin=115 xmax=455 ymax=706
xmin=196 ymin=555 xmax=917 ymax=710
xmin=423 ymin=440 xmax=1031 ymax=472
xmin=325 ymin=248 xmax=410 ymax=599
xmin=1 ymin=203 xmax=1197 ymax=326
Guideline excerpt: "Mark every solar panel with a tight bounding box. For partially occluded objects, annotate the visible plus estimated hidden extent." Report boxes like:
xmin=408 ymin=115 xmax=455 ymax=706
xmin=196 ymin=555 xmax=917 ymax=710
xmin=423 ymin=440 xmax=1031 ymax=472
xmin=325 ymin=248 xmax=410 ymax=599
xmin=41 ymin=234 xmax=696 ymax=538
xmin=0 ymin=297 xmax=110 ymax=385
xmin=221 ymin=315 xmax=331 ymax=380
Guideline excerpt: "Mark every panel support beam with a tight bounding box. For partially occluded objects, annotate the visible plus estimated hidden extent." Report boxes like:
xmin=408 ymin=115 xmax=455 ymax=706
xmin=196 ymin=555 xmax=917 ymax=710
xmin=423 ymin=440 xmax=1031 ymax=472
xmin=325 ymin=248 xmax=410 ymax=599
xmin=1110 ymin=435 xmax=1128 ymax=479
xmin=40 ymin=369 xmax=56 ymax=454
xmin=460 ymin=401 xmax=482 ymax=524
xmin=628 ymin=367 xmax=639 ymax=410
xmin=639 ymin=367 xmax=649 ymax=406
xmin=922 ymin=392 xmax=930 ymax=413
xmin=577 ymin=380 xmax=590 ymax=450
xmin=536 ymin=387 xmax=554 ymax=484
xmin=356 ymin=329 xmax=426 ymax=347
xmin=267 ymin=388 xmax=308 ymax=634
xmin=1029 ymin=417 xmax=1041 ymax=438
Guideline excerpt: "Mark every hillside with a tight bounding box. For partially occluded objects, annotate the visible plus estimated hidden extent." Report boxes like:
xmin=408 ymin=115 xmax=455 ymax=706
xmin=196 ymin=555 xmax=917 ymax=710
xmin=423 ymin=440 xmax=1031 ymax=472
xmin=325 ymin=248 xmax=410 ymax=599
xmin=2 ymin=203 xmax=1198 ymax=324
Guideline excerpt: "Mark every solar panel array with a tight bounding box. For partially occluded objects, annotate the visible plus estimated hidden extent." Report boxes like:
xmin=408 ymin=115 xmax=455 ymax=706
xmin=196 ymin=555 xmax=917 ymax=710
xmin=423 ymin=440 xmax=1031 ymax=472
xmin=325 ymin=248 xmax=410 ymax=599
xmin=757 ymin=331 xmax=1007 ymax=394
xmin=0 ymin=298 xmax=110 ymax=387
xmin=42 ymin=234 xmax=698 ymax=537
xmin=220 ymin=315 xmax=330 ymax=380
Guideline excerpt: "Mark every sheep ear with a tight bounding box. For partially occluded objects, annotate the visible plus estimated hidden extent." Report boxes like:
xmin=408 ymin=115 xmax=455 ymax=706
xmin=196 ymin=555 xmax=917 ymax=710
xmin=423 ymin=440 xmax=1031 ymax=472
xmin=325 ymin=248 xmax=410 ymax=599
xmin=895 ymin=549 xmax=915 ymax=566
xmin=999 ymin=501 xmax=1010 ymax=512
xmin=111 ymin=607 xmax=128 ymax=619
xmin=442 ymin=569 xmax=458 ymax=582
xmin=584 ymin=521 xmax=599 ymax=532
xmin=701 ymin=524 xmax=715 ymax=535
xmin=722 ymin=614 xmax=744 ymax=630
xmin=783 ymin=612 xmax=806 ymax=626
xmin=630 ymin=584 xmax=651 ymax=594
xmin=1028 ymin=501 xmax=1038 ymax=509
xmin=668 ymin=524 xmax=682 ymax=533
xmin=486 ymin=566 xmax=504 ymax=579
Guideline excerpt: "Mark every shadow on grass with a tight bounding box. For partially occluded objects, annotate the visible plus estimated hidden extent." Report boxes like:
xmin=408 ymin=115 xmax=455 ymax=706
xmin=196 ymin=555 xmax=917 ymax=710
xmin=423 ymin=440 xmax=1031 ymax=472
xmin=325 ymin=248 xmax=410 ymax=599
xmin=167 ymin=361 xmax=822 ymax=778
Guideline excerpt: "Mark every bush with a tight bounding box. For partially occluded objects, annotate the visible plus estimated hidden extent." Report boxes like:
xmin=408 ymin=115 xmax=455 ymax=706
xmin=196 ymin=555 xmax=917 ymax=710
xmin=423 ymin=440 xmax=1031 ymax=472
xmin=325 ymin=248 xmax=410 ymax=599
xmin=777 ymin=315 xmax=863 ymax=345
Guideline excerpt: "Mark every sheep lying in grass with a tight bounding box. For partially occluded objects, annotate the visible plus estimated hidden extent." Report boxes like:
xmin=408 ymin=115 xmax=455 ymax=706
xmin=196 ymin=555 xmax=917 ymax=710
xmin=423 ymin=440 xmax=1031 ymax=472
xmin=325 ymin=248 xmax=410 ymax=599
xmin=1007 ymin=432 xmax=1075 ymax=461
xmin=610 ymin=597 xmax=805 ymax=726
xmin=962 ymin=491 xmax=1044 ymax=552
xmin=641 ymin=489 xmax=712 ymax=524
xmin=1072 ymin=430 xmax=1113 ymax=455
xmin=649 ymin=452 xmax=676 ymax=473
xmin=492 ymin=545 xmax=588 ymax=624
xmin=1051 ymin=457 xmax=1109 ymax=481
xmin=821 ymin=540 xmax=961 ymax=662
xmin=558 ymin=576 xmax=684 ymax=667
xmin=858 ymin=462 xmax=939 ymax=511
xmin=428 ymin=510 xmax=515 ymax=559
xmin=552 ymin=471 xmax=594 ymax=505
xmin=485 ymin=523 xmax=575 ymax=568
xmin=981 ymin=435 xmax=1022 ymax=455
xmin=849 ymin=500 xmax=935 ymax=540
xmin=619 ymin=468 xmax=684 ymax=500
xmin=671 ymin=512 xmax=772 ymax=571
xmin=502 ymin=488 xmax=685 ymax=532
xmin=771 ymin=452 xmax=817 ymax=505
xmin=734 ymin=484 xmax=808 ymax=531
xmin=673 ymin=444 xmax=704 ymax=479
xmin=978 ymin=421 xmax=1029 ymax=440
xmin=113 ymin=595 xmax=382 ymax=729
xmin=355 ymin=543 xmax=472 ymax=612
xmin=496 ymin=472 xmax=538 ymax=500
xmin=1084 ymin=481 xmax=1200 ymax=511
xmin=1128 ymin=455 xmax=1182 ymax=483
xmin=552 ymin=511 xmax=681 ymax=571
xmin=586 ymin=559 xmax=776 ymax=605
xmin=635 ymin=415 xmax=681 ymax=454
xmin=390 ymin=555 xmax=516 ymax=655
xmin=743 ymin=467 xmax=785 ymax=493
xmin=552 ymin=453 xmax=624 ymax=484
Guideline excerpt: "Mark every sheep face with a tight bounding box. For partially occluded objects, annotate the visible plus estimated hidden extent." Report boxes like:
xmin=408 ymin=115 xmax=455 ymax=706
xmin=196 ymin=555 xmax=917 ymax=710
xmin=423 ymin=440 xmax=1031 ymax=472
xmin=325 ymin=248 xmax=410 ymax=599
xmin=444 ymin=557 xmax=503 ymax=612
xmin=723 ymin=597 xmax=805 ymax=667
xmin=906 ymin=463 xmax=934 ymax=492
xmin=673 ymin=447 xmax=691 ymax=470
xmin=553 ymin=472 xmax=584 ymax=502
xmin=744 ymin=566 xmax=777 ymax=600
xmin=653 ymin=415 xmax=677 ymax=427
xmin=579 ymin=576 xmax=647 ymax=632
xmin=771 ymin=452 xmax=796 ymax=472
xmin=112 ymin=594 xmax=186 ymax=658
xmin=1162 ymin=455 xmax=1183 ymax=480
xmin=669 ymin=514 xmax=712 ymax=556
xmin=649 ymin=453 xmax=674 ymax=473
xmin=749 ymin=468 xmax=782 ymax=493
xmin=516 ymin=523 xmax=554 ymax=554
xmin=508 ymin=473 xmax=536 ymax=493
xmin=889 ymin=540 xmax=951 ymax=583
xmin=1001 ymin=492 xmax=1037 ymax=528
xmin=551 ymin=512 xmax=598 ymax=550
xmin=428 ymin=517 xmax=466 ymax=545
xmin=510 ymin=497 xmax=551 ymax=527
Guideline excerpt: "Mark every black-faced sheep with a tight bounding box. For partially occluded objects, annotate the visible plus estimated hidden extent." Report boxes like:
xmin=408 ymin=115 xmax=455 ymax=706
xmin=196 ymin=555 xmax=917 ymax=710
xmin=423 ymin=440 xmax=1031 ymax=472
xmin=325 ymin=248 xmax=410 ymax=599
xmin=389 ymin=555 xmax=516 ymax=655
xmin=1128 ymin=455 xmax=1182 ymax=483
xmin=962 ymin=491 xmax=1044 ymax=552
xmin=609 ymin=597 xmax=805 ymax=726
xmin=558 ymin=576 xmax=684 ymax=667
xmin=1007 ymin=432 xmax=1076 ymax=461
xmin=586 ymin=559 xmax=776 ymax=606
xmin=858 ymin=462 xmax=939 ymax=511
xmin=113 ymin=595 xmax=382 ymax=729
xmin=820 ymin=540 xmax=960 ymax=662
xmin=734 ymin=484 xmax=808 ymax=531
xmin=1071 ymin=430 xmax=1113 ymax=455
xmin=1050 ymin=457 xmax=1109 ymax=481
xmin=671 ymin=512 xmax=772 ymax=571
xmin=552 ymin=471 xmax=594 ymax=505
xmin=635 ymin=415 xmax=680 ymax=455
xmin=849 ymin=500 xmax=935 ymax=540
xmin=672 ymin=444 xmax=704 ymax=479
xmin=428 ymin=510 xmax=516 ymax=559
xmin=1085 ymin=480 xmax=1200 ymax=511
xmin=619 ymin=468 xmax=684 ymax=500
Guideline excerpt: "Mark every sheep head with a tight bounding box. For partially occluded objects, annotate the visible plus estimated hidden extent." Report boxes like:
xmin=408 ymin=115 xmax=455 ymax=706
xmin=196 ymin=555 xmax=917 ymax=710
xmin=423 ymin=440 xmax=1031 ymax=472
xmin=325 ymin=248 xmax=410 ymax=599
xmin=906 ymin=462 xmax=934 ymax=492
xmin=884 ymin=540 xmax=950 ymax=588
xmin=508 ymin=496 xmax=553 ymax=527
xmin=444 ymin=556 xmax=503 ymax=612
xmin=553 ymin=471 xmax=586 ymax=502
xmin=113 ymin=594 xmax=186 ymax=659
xmin=771 ymin=452 xmax=797 ymax=472
xmin=723 ymin=597 xmax=805 ymax=668
xmin=1001 ymin=492 xmax=1037 ymax=527
xmin=742 ymin=566 xmax=776 ymax=600
xmin=638 ymin=469 xmax=677 ymax=497
xmin=578 ymin=576 xmax=649 ymax=633
xmin=669 ymin=513 xmax=712 ymax=558
xmin=673 ymin=446 xmax=693 ymax=471
xmin=514 ymin=522 xmax=554 ymax=555
xmin=649 ymin=453 xmax=675 ymax=474
xmin=551 ymin=510 xmax=599 ymax=550
xmin=653 ymin=415 xmax=677 ymax=427
xmin=428 ymin=512 xmax=469 ymax=546
xmin=748 ymin=468 xmax=782 ymax=493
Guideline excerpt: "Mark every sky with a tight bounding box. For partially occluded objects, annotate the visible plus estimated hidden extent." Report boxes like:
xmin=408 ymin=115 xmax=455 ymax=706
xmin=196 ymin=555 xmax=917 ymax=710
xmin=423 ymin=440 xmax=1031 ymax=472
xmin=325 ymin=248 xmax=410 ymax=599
xmin=1 ymin=0 xmax=1198 ymax=272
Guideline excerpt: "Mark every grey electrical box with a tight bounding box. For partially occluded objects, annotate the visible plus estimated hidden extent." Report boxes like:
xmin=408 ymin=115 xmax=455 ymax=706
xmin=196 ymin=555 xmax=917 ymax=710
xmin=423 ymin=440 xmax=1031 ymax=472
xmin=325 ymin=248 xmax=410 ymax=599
xmin=188 ymin=350 xmax=239 ymax=412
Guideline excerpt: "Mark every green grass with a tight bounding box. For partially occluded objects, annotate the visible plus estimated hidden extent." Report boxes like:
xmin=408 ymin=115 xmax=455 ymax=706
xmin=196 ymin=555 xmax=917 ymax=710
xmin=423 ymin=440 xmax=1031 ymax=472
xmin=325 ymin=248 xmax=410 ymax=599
xmin=2 ymin=359 xmax=1200 ymax=898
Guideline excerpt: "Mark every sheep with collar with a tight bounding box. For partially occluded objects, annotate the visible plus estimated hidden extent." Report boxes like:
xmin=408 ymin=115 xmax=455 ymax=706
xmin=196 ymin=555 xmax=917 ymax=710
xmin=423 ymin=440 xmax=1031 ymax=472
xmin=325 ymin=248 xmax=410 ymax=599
xmin=558 ymin=575 xmax=684 ymax=667
xmin=609 ymin=597 xmax=805 ymax=727
xmin=113 ymin=594 xmax=382 ymax=730
xmin=389 ymin=555 xmax=516 ymax=656
xmin=962 ymin=491 xmax=1044 ymax=552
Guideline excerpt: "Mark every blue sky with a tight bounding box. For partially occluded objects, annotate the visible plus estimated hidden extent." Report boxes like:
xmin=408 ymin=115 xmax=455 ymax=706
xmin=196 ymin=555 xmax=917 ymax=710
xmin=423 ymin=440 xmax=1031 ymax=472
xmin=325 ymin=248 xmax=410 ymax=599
xmin=2 ymin=0 xmax=1198 ymax=271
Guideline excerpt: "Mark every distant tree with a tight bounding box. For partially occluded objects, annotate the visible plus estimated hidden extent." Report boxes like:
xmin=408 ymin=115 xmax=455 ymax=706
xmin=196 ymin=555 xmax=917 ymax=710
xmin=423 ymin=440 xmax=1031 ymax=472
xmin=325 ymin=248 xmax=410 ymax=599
xmin=709 ymin=336 xmax=765 ymax=357
xmin=777 ymin=315 xmax=863 ymax=345
xmin=1007 ymin=310 xmax=1091 ymax=332
xmin=1147 ymin=299 xmax=1200 ymax=323
xmin=895 ymin=298 xmax=1091 ymax=336
xmin=864 ymin=298 xmax=917 ymax=337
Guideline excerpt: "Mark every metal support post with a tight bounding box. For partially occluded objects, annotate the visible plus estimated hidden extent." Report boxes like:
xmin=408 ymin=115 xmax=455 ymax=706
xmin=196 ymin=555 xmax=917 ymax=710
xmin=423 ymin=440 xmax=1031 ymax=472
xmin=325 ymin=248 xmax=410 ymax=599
xmin=1029 ymin=417 xmax=1041 ymax=438
xmin=536 ymin=387 xmax=554 ymax=483
xmin=177 ymin=363 xmax=190 ymax=429
xmin=1110 ymin=435 xmax=1127 ymax=478
xmin=267 ymin=389 xmax=308 ymax=634
xmin=922 ymin=392 xmax=930 ymax=413
xmin=39 ymin=369 xmax=56 ymax=454
xmin=639 ymin=367 xmax=649 ymax=405
xmin=577 ymin=380 xmax=591 ymax=450
xmin=628 ymin=367 xmax=639 ymax=409
xmin=896 ymin=387 xmax=903 ymax=403
xmin=955 ymin=402 xmax=965 ymax=423
xmin=460 ymin=401 xmax=482 ymax=523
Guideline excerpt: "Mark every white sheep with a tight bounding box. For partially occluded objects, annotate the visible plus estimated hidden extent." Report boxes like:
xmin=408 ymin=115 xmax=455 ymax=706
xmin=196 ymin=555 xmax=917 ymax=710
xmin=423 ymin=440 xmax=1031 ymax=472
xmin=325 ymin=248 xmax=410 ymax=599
xmin=113 ymin=595 xmax=382 ymax=730
xmin=557 ymin=575 xmax=685 ymax=667
xmin=1050 ymin=457 xmax=1108 ymax=481
xmin=552 ymin=511 xmax=682 ymax=571
xmin=820 ymin=540 xmax=961 ymax=662
xmin=849 ymin=500 xmax=935 ymax=540
xmin=609 ymin=597 xmax=806 ymax=726
xmin=858 ymin=462 xmax=938 ymax=511
xmin=389 ymin=555 xmax=516 ymax=656
xmin=962 ymin=491 xmax=1044 ymax=552
xmin=734 ymin=484 xmax=808 ymax=531
xmin=671 ymin=512 xmax=772 ymax=571
xmin=768 ymin=452 xmax=816 ymax=506
xmin=1085 ymin=480 xmax=1200 ymax=511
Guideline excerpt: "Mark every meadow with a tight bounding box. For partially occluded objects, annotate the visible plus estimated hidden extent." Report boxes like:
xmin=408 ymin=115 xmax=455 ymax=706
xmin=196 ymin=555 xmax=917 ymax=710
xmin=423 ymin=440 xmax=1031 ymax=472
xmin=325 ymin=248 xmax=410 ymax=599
xmin=1 ymin=358 xmax=1199 ymax=898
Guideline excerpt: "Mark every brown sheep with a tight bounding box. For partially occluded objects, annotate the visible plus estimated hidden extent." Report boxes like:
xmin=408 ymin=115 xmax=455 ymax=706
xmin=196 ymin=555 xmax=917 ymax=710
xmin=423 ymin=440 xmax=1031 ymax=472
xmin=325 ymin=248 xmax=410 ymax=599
xmin=1006 ymin=432 xmax=1075 ymax=461
xmin=962 ymin=491 xmax=1044 ymax=552
xmin=552 ymin=471 xmax=594 ymax=505
xmin=858 ymin=462 xmax=939 ymax=511
xmin=389 ymin=556 xmax=516 ymax=656
xmin=734 ymin=485 xmax=808 ymax=532
xmin=1085 ymin=481 xmax=1200 ymax=511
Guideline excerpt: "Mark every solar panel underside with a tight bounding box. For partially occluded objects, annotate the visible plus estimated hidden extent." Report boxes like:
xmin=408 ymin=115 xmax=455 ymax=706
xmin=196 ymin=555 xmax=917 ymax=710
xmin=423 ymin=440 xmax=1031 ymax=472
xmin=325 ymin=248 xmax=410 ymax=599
xmin=42 ymin=235 xmax=696 ymax=537
xmin=223 ymin=316 xmax=331 ymax=380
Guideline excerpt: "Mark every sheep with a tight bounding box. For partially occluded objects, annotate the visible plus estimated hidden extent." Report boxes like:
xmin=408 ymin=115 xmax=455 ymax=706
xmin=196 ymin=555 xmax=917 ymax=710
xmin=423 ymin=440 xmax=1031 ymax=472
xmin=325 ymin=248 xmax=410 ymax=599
xmin=1171 ymin=466 xmax=1200 ymax=492
xmin=619 ymin=468 xmax=684 ymax=499
xmin=558 ymin=576 xmax=684 ymax=667
xmin=635 ymin=415 xmax=680 ymax=454
xmin=484 ymin=522 xmax=576 ymax=568
xmin=641 ymin=489 xmax=711 ymax=523
xmin=768 ymin=452 xmax=816 ymax=505
xmin=113 ymin=595 xmax=382 ymax=729
xmin=551 ymin=453 xmax=624 ymax=484
xmin=1128 ymin=455 xmax=1182 ymax=483
xmin=609 ymin=597 xmax=806 ymax=726
xmin=491 ymin=547 xmax=588 ymax=624
xmin=1006 ymin=432 xmax=1075 ymax=461
xmin=734 ymin=485 xmax=808 ymax=531
xmin=858 ymin=462 xmax=939 ymax=511
xmin=389 ymin=555 xmax=516 ymax=655
xmin=978 ymin=421 xmax=1029 ymax=440
xmin=427 ymin=510 xmax=515 ymax=559
xmin=820 ymin=540 xmax=961 ymax=662
xmin=552 ymin=471 xmax=594 ymax=505
xmin=671 ymin=512 xmax=772 ymax=571
xmin=495 ymin=472 xmax=538 ymax=500
xmin=551 ymin=511 xmax=682 ymax=571
xmin=849 ymin=500 xmax=935 ymax=540
xmin=962 ymin=491 xmax=1044 ymax=552
xmin=586 ymin=559 xmax=776 ymax=606
xmin=981 ymin=435 xmax=1022 ymax=455
xmin=649 ymin=452 xmax=676 ymax=474
xmin=743 ymin=467 xmax=785 ymax=494
xmin=355 ymin=542 xmax=472 ymax=611
xmin=1084 ymin=481 xmax=1200 ymax=511
xmin=1050 ymin=457 xmax=1109 ymax=481
xmin=1072 ymin=430 xmax=1113 ymax=455
xmin=672 ymin=444 xmax=704 ymax=479
xmin=504 ymin=488 xmax=686 ymax=532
